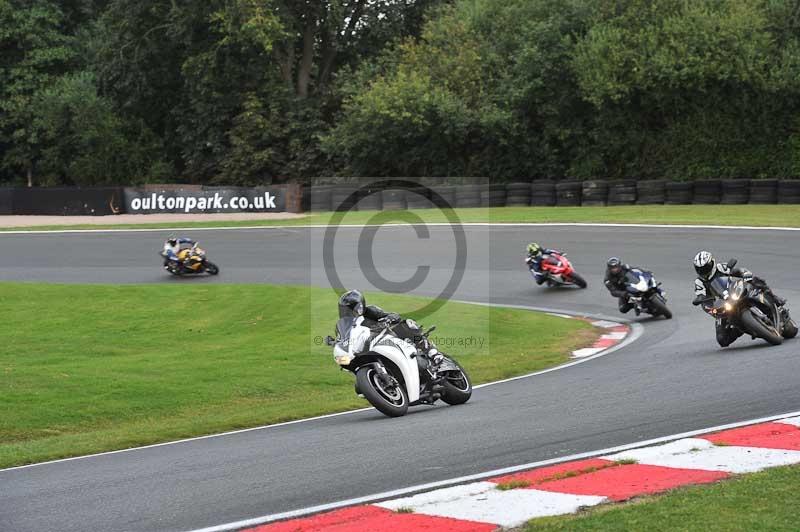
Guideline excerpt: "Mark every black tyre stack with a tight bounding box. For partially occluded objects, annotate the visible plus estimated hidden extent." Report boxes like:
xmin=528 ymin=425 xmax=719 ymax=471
xmin=309 ymin=185 xmax=333 ymax=212
xmin=353 ymin=183 xmax=383 ymax=211
xmin=381 ymin=189 xmax=406 ymax=210
xmin=430 ymin=185 xmax=457 ymax=208
xmin=721 ymin=179 xmax=749 ymax=204
xmin=505 ymin=182 xmax=531 ymax=206
xmin=405 ymin=187 xmax=433 ymax=209
xmin=555 ymin=181 xmax=582 ymax=206
xmin=607 ymin=180 xmax=637 ymax=205
xmin=331 ymin=185 xmax=359 ymax=211
xmin=778 ymin=180 xmax=800 ymax=204
xmin=456 ymin=184 xmax=481 ymax=208
xmin=581 ymin=180 xmax=608 ymax=206
xmin=530 ymin=180 xmax=556 ymax=206
xmin=665 ymin=182 xmax=693 ymax=204
xmin=693 ymin=179 xmax=722 ymax=204
xmin=636 ymin=180 xmax=666 ymax=204
xmin=480 ymin=183 xmax=507 ymax=207
xmin=748 ymin=179 xmax=778 ymax=204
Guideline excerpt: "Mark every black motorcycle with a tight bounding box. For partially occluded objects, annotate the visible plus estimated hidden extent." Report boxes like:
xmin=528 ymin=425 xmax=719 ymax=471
xmin=623 ymin=268 xmax=672 ymax=319
xmin=698 ymin=259 xmax=796 ymax=346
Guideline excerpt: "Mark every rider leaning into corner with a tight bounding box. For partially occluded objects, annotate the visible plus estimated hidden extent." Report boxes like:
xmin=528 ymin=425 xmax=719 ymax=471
xmin=162 ymin=236 xmax=197 ymax=270
xmin=525 ymin=242 xmax=563 ymax=285
xmin=691 ymin=250 xmax=787 ymax=347
xmin=603 ymin=257 xmax=641 ymax=314
xmin=338 ymin=289 xmax=442 ymax=363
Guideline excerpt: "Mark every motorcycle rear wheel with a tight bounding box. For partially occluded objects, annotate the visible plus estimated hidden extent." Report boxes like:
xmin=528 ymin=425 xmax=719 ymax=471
xmin=649 ymin=297 xmax=672 ymax=319
xmin=740 ymin=309 xmax=783 ymax=346
xmin=569 ymin=272 xmax=588 ymax=289
xmin=356 ymin=366 xmax=409 ymax=417
xmin=440 ymin=361 xmax=472 ymax=406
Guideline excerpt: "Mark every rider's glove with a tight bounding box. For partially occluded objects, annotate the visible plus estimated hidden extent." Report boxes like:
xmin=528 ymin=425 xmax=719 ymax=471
xmin=380 ymin=313 xmax=402 ymax=325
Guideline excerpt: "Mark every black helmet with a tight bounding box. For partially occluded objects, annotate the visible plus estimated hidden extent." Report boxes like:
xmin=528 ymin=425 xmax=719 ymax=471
xmin=338 ymin=289 xmax=365 ymax=318
xmin=167 ymin=236 xmax=178 ymax=247
xmin=693 ymin=251 xmax=716 ymax=280
xmin=606 ymin=256 xmax=623 ymax=276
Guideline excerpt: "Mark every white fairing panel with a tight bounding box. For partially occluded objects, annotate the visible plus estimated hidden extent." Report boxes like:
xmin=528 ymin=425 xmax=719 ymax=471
xmin=371 ymin=336 xmax=421 ymax=403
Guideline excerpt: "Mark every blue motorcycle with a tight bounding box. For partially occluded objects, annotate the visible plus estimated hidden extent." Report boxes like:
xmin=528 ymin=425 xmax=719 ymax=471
xmin=624 ymin=268 xmax=672 ymax=319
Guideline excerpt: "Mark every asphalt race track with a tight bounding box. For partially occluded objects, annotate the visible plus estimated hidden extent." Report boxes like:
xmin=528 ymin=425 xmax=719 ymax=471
xmin=2 ymin=224 xmax=799 ymax=532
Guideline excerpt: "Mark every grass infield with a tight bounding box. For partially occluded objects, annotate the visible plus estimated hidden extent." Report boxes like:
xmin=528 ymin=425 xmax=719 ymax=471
xmin=1 ymin=205 xmax=798 ymax=231
xmin=525 ymin=463 xmax=800 ymax=531
xmin=0 ymin=283 xmax=595 ymax=468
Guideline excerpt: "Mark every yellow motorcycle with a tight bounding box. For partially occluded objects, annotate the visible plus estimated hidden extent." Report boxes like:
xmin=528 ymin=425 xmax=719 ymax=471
xmin=163 ymin=244 xmax=220 ymax=276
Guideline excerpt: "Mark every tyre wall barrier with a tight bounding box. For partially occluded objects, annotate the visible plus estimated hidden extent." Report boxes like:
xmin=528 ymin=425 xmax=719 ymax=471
xmin=581 ymin=180 xmax=608 ymax=206
xmin=778 ymin=180 xmax=800 ymax=204
xmin=636 ymin=180 xmax=666 ymax=204
xmin=304 ymin=179 xmax=800 ymax=211
xmin=555 ymin=181 xmax=582 ymax=206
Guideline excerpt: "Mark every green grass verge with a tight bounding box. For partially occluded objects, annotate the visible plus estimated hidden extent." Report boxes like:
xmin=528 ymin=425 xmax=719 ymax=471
xmin=0 ymin=282 xmax=595 ymax=468
xmin=525 ymin=464 xmax=800 ymax=532
xmin=2 ymin=205 xmax=799 ymax=231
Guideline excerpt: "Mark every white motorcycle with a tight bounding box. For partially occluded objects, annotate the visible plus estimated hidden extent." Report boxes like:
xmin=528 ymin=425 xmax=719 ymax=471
xmin=326 ymin=316 xmax=472 ymax=417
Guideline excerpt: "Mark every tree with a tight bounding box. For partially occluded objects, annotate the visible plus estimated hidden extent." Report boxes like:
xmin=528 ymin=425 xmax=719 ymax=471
xmin=0 ymin=0 xmax=73 ymax=186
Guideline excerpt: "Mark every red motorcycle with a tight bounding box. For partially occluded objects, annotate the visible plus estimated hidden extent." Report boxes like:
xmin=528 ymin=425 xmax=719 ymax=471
xmin=533 ymin=252 xmax=587 ymax=288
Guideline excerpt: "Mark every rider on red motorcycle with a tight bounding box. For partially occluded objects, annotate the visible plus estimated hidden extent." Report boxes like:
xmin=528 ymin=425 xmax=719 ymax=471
xmin=525 ymin=243 xmax=562 ymax=285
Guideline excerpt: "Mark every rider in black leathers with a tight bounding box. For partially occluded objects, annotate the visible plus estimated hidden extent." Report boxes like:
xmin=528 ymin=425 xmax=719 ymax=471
xmin=691 ymin=250 xmax=787 ymax=347
xmin=604 ymin=257 xmax=636 ymax=314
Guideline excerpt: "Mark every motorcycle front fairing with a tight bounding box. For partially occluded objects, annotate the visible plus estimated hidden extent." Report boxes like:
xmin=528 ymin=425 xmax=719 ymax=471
xmin=368 ymin=329 xmax=421 ymax=403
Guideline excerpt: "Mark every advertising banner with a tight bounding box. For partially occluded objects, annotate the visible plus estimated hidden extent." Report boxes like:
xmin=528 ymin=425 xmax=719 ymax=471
xmin=123 ymin=186 xmax=293 ymax=214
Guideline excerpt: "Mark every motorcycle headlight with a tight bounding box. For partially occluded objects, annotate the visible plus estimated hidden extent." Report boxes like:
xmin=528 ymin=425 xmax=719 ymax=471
xmin=333 ymin=344 xmax=353 ymax=366
xmin=724 ymin=302 xmax=733 ymax=312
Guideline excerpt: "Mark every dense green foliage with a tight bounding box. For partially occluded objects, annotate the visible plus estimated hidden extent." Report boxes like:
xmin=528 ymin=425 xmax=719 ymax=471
xmin=2 ymin=0 xmax=800 ymax=185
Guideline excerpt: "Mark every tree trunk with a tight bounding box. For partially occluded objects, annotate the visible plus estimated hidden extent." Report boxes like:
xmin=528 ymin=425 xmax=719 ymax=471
xmin=296 ymin=23 xmax=315 ymax=98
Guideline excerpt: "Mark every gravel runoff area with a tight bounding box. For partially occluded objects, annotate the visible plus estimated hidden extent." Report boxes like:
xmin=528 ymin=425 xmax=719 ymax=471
xmin=0 ymin=212 xmax=308 ymax=227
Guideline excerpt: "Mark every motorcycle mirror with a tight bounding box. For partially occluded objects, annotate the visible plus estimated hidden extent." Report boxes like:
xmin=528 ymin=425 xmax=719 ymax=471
xmin=727 ymin=258 xmax=737 ymax=268
xmin=324 ymin=335 xmax=335 ymax=346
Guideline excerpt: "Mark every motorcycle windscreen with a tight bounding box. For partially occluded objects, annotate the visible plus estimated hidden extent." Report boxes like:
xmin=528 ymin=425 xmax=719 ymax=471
xmin=624 ymin=270 xmax=648 ymax=292
xmin=708 ymin=276 xmax=731 ymax=299
xmin=336 ymin=317 xmax=356 ymax=344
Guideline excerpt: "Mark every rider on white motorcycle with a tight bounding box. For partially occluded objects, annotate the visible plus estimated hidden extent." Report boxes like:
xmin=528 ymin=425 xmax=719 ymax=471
xmin=338 ymin=290 xmax=438 ymax=361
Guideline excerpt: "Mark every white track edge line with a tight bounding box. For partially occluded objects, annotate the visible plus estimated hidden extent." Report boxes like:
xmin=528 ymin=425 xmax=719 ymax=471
xmin=0 ymin=305 xmax=637 ymax=474
xmin=185 ymin=408 xmax=800 ymax=532
xmin=1 ymin=221 xmax=799 ymax=235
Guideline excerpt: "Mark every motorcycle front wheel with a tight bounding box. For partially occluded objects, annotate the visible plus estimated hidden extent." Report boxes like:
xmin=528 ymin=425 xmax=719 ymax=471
xmin=569 ymin=272 xmax=588 ymax=289
xmin=783 ymin=316 xmax=798 ymax=339
xmin=740 ymin=309 xmax=783 ymax=346
xmin=205 ymin=261 xmax=220 ymax=275
xmin=649 ymin=297 xmax=672 ymax=319
xmin=356 ymin=366 xmax=409 ymax=417
xmin=440 ymin=360 xmax=472 ymax=406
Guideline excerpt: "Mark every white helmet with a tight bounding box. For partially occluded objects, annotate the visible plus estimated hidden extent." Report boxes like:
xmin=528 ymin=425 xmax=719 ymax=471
xmin=693 ymin=250 xmax=716 ymax=280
